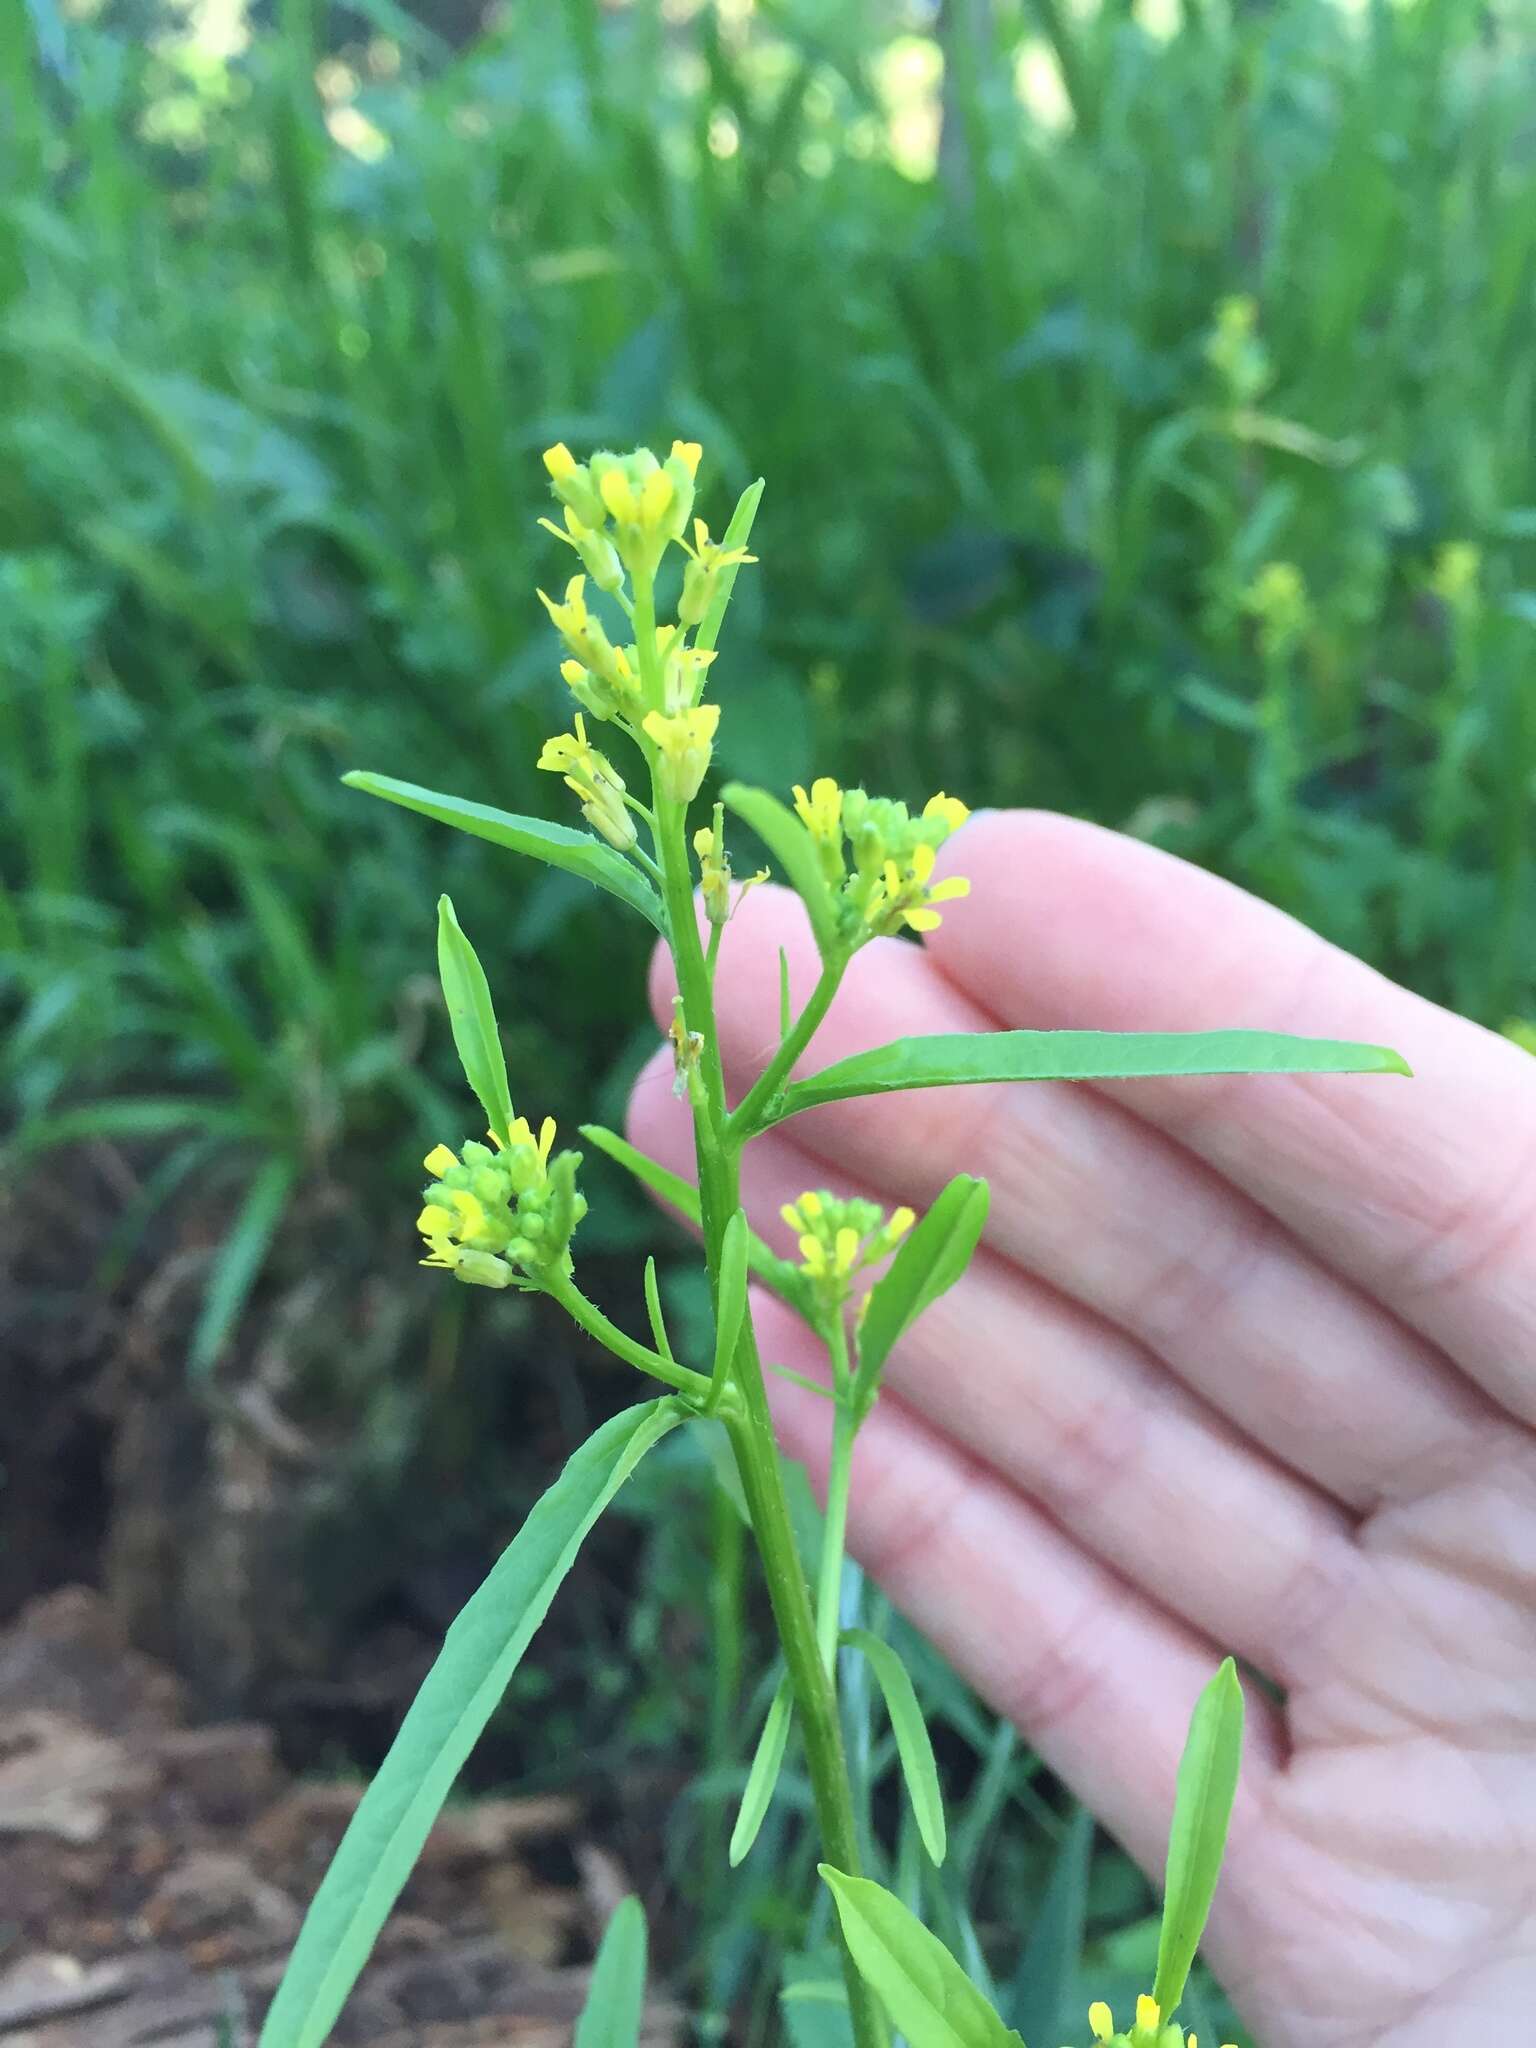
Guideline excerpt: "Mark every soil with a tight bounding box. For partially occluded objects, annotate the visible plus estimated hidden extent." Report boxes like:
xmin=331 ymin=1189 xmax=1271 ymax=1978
xmin=0 ymin=1587 xmax=682 ymax=2047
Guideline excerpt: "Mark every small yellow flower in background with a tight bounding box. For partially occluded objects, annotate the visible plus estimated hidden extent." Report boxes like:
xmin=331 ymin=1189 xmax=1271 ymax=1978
xmin=1243 ymin=560 xmax=1310 ymax=661
xmin=644 ymin=704 xmax=719 ymax=805
xmin=538 ymin=713 xmax=637 ymax=850
xmin=782 ymin=1191 xmax=914 ymax=1310
xmin=1429 ymin=538 xmax=1481 ymax=616
xmin=678 ymin=516 xmax=758 ymax=628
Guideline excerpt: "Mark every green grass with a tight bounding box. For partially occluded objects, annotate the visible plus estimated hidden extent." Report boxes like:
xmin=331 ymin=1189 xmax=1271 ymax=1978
xmin=3 ymin=0 xmax=1533 ymax=2034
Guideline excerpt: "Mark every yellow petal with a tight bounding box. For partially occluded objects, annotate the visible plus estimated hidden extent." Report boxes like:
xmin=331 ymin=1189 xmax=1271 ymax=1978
xmin=927 ymin=876 xmax=971 ymax=903
xmin=542 ymin=442 xmax=577 ymax=479
xmin=423 ymin=1143 xmax=458 ymax=1176
xmin=903 ymin=908 xmax=943 ymax=932
xmin=887 ymin=1206 xmax=915 ymax=1239
xmin=538 ymin=1116 xmax=557 ymax=1165
xmin=799 ymin=1190 xmax=823 ymax=1217
xmin=923 ymin=791 xmax=970 ymax=833
xmin=670 ymin=438 xmax=702 ymax=477
xmin=1137 ymin=1996 xmax=1161 ymax=2032
xmin=599 ymin=467 xmax=637 ymax=522
xmin=640 ymin=468 xmax=674 ymax=526
xmin=780 ymin=1202 xmax=805 ymax=1232
xmin=1088 ymin=2004 xmax=1114 ymax=2044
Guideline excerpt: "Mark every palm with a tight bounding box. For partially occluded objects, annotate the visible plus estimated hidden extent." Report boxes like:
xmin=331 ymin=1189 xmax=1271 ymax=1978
xmin=629 ymin=812 xmax=1536 ymax=2047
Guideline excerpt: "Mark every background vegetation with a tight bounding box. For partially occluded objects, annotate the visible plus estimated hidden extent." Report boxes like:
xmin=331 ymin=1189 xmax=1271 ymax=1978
xmin=4 ymin=0 xmax=1534 ymax=2037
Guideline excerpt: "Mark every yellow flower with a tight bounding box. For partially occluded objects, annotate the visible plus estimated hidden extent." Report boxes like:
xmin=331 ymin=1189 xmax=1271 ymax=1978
xmin=793 ymin=776 xmax=844 ymax=844
xmin=678 ymin=516 xmax=758 ymax=628
xmin=417 ymin=1121 xmax=583 ymax=1288
xmin=1086 ymin=1995 xmax=1234 ymax=2048
xmin=923 ymin=791 xmax=970 ymax=834
xmin=643 ymin=704 xmax=719 ymax=805
xmin=866 ymin=839 xmax=971 ymax=935
xmin=537 ymin=713 xmax=637 ymax=850
xmin=537 ymin=504 xmax=623 ymax=593
xmin=781 ymin=1191 xmax=915 ymax=1309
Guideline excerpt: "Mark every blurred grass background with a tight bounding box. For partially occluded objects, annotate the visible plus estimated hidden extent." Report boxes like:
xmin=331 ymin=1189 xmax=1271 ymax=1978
xmin=3 ymin=0 xmax=1534 ymax=2035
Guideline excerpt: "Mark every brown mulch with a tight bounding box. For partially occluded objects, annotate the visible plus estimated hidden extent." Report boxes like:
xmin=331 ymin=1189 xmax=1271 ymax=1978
xmin=0 ymin=1589 xmax=680 ymax=2047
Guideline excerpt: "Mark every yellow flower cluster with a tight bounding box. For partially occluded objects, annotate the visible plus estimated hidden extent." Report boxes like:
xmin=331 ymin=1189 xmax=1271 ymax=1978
xmin=416 ymin=1120 xmax=585 ymax=1290
xmin=534 ymin=440 xmax=754 ymax=841
xmin=1087 ymin=1994 xmax=1235 ymax=2048
xmin=781 ymin=1190 xmax=914 ymax=1309
xmin=790 ymin=778 xmax=971 ymax=940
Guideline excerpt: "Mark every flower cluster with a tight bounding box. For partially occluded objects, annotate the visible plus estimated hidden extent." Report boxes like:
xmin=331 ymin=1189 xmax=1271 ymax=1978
xmin=791 ymin=778 xmax=972 ymax=939
xmin=417 ymin=1119 xmax=586 ymax=1290
xmin=781 ymin=1190 xmax=914 ymax=1312
xmin=535 ymin=440 xmax=747 ymax=833
xmin=1087 ymin=1995 xmax=1234 ymax=2048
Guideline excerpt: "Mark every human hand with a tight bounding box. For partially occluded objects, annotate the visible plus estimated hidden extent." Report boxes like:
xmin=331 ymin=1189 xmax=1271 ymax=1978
xmin=628 ymin=809 xmax=1536 ymax=2048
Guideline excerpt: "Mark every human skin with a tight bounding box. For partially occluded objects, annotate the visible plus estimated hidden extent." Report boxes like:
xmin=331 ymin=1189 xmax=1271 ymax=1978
xmin=626 ymin=809 xmax=1536 ymax=2048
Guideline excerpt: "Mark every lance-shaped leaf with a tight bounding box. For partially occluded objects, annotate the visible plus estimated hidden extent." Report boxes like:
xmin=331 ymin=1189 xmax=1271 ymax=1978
xmin=730 ymin=1675 xmax=795 ymax=1866
xmin=345 ymin=771 xmax=666 ymax=934
xmin=840 ymin=1630 xmax=946 ymax=1864
xmin=1152 ymin=1658 xmax=1245 ymax=2020
xmin=857 ymin=1176 xmax=989 ymax=1391
xmin=580 ymin=1124 xmax=814 ymax=1321
xmin=258 ymin=1399 xmax=683 ymax=2048
xmin=436 ymin=895 xmax=515 ymax=1148
xmin=774 ymin=1028 xmax=1411 ymax=1121
xmin=721 ymin=782 xmax=839 ymax=957
xmin=709 ymin=1209 xmax=749 ymax=1410
xmin=819 ymin=1869 xmax=1023 ymax=2048
xmin=574 ymin=1896 xmax=648 ymax=2048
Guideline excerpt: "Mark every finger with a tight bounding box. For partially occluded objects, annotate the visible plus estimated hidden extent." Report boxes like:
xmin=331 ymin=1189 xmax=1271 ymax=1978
xmin=755 ymin=1292 xmax=1284 ymax=1910
xmin=646 ymin=894 xmax=1498 ymax=1508
xmin=926 ymin=812 xmax=1536 ymax=1422
xmin=633 ymin=1056 xmax=1364 ymax=1691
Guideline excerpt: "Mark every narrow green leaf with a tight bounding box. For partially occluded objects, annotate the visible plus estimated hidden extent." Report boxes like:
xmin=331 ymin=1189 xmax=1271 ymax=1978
xmin=710 ymin=1208 xmax=749 ymax=1407
xmin=579 ymin=1124 xmax=814 ymax=1320
xmin=574 ymin=1896 xmax=648 ymax=2048
xmin=1152 ymin=1658 xmax=1245 ymax=2020
xmin=436 ymin=895 xmax=515 ymax=1148
xmin=1006 ymin=1804 xmax=1093 ymax=2045
xmin=720 ymin=782 xmax=839 ymax=957
xmin=840 ymin=1630 xmax=947 ymax=1865
xmin=694 ymin=476 xmax=764 ymax=654
xmin=818 ymin=1868 xmax=1023 ymax=2048
xmin=730 ymin=1675 xmax=794 ymax=1866
xmin=777 ymin=1028 xmax=1413 ymax=1120
xmin=345 ymin=771 xmax=666 ymax=934
xmin=258 ymin=1400 xmax=683 ymax=2048
xmin=858 ymin=1176 xmax=989 ymax=1387
xmin=642 ymin=1255 xmax=675 ymax=1363
xmin=188 ymin=1156 xmax=297 ymax=1381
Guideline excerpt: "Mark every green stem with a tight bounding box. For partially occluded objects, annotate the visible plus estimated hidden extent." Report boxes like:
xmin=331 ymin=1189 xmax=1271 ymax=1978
xmin=817 ymin=1396 xmax=857 ymax=1676
xmin=728 ymin=955 xmax=846 ymax=1141
xmin=544 ymin=1270 xmax=712 ymax=1401
xmin=633 ymin=565 xmax=885 ymax=2048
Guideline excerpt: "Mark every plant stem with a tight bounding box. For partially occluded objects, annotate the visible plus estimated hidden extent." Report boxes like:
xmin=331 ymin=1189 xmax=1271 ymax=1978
xmin=544 ymin=1270 xmax=711 ymax=1400
xmin=728 ymin=954 xmax=845 ymax=1141
xmin=633 ymin=566 xmax=885 ymax=2048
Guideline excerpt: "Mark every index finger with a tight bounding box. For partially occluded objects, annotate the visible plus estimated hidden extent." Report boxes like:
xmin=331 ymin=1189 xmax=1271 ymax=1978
xmin=927 ymin=811 xmax=1536 ymax=1420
